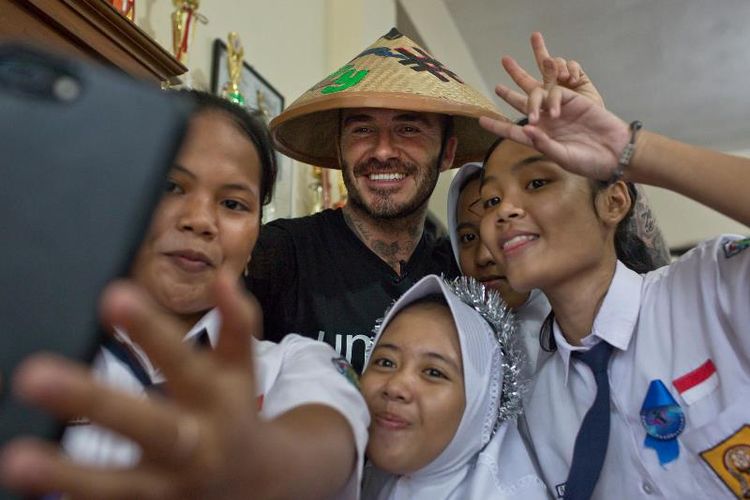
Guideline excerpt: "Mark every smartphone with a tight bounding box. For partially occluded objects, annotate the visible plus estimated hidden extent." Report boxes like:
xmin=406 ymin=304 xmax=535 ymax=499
xmin=0 ymin=42 xmax=191 ymax=498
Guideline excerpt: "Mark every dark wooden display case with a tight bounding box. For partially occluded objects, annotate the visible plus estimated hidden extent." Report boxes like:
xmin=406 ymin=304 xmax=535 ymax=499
xmin=0 ymin=0 xmax=186 ymax=84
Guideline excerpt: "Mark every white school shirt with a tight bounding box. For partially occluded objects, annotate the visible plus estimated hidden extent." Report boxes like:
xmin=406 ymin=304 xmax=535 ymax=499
xmin=516 ymin=289 xmax=553 ymax=381
xmin=524 ymin=235 xmax=750 ymax=499
xmin=63 ymin=309 xmax=370 ymax=500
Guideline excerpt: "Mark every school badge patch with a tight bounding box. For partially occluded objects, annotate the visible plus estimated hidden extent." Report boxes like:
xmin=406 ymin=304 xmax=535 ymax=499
xmin=699 ymin=424 xmax=750 ymax=498
xmin=723 ymin=237 xmax=750 ymax=259
xmin=331 ymin=356 xmax=360 ymax=389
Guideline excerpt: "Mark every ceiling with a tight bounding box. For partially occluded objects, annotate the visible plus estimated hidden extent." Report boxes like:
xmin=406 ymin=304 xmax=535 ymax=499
xmin=441 ymin=0 xmax=750 ymax=152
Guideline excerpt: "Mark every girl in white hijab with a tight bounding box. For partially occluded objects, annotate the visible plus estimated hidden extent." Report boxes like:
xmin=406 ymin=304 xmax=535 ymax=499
xmin=360 ymin=274 xmax=549 ymax=500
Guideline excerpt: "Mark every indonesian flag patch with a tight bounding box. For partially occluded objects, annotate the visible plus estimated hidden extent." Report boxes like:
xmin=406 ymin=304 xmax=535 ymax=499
xmin=673 ymin=359 xmax=719 ymax=405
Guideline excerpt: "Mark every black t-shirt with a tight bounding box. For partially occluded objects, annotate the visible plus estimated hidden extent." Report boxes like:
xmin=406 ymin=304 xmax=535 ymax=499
xmin=245 ymin=208 xmax=459 ymax=373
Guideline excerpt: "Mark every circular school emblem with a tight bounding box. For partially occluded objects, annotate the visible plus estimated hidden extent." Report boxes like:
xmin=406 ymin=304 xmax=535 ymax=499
xmin=640 ymin=405 xmax=685 ymax=440
xmin=331 ymin=356 xmax=360 ymax=389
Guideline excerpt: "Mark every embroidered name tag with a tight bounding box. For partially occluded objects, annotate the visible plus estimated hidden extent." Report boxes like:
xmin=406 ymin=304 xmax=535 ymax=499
xmin=699 ymin=424 xmax=750 ymax=498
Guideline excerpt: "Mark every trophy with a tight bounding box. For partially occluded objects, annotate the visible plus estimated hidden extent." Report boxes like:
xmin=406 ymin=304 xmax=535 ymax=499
xmin=171 ymin=0 xmax=206 ymax=66
xmin=110 ymin=0 xmax=135 ymax=21
xmin=222 ymin=32 xmax=245 ymax=106
xmin=333 ymin=171 xmax=348 ymax=209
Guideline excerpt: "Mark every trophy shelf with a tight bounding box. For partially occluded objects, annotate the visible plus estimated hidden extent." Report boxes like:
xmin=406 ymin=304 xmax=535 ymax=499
xmin=0 ymin=0 xmax=187 ymax=84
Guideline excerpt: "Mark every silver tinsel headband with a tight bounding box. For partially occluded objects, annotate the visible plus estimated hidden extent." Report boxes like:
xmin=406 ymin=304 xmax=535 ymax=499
xmin=446 ymin=276 xmax=526 ymax=427
xmin=367 ymin=275 xmax=526 ymax=430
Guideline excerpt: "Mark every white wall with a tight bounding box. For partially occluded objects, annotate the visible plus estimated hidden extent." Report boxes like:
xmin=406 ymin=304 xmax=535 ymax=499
xmin=138 ymin=0 xmax=328 ymax=103
xmin=137 ymin=0 xmax=396 ymax=218
xmin=399 ymin=0 xmax=750 ymax=247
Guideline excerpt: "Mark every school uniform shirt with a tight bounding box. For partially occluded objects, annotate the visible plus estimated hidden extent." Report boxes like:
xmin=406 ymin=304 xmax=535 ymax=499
xmin=246 ymin=208 xmax=459 ymax=373
xmin=524 ymin=235 xmax=750 ymax=499
xmin=63 ymin=309 xmax=370 ymax=500
xmin=516 ymin=289 xmax=553 ymax=381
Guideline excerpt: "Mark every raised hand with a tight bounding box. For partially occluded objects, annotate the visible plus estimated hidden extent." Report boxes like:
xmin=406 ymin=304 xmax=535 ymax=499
xmin=0 ymin=272 xmax=267 ymax=499
xmin=481 ymin=58 xmax=631 ymax=182
xmin=502 ymin=32 xmax=605 ymax=113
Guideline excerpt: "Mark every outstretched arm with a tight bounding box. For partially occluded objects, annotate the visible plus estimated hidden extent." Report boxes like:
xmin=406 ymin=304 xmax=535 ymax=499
xmin=481 ymin=78 xmax=750 ymax=228
xmin=0 ymin=273 xmax=359 ymax=499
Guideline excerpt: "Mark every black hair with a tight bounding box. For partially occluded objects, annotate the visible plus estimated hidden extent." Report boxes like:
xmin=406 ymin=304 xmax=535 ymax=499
xmin=590 ymin=181 xmax=657 ymax=274
xmin=480 ymin=117 xmax=655 ymax=275
xmin=437 ymin=115 xmax=455 ymax=168
xmin=479 ymin=118 xmax=657 ymax=351
xmin=174 ymin=89 xmax=278 ymax=213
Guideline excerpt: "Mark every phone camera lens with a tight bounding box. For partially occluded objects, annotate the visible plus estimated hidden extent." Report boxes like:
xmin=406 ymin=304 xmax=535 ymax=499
xmin=53 ymin=76 xmax=80 ymax=102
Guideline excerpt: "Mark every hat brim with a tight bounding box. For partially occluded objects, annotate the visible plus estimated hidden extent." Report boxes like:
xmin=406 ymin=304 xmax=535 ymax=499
xmin=271 ymin=92 xmax=508 ymax=169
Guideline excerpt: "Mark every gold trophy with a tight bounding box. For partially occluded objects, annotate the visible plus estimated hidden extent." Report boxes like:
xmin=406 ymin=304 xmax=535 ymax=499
xmin=171 ymin=0 xmax=205 ymax=65
xmin=334 ymin=171 xmax=348 ymax=209
xmin=256 ymin=89 xmax=271 ymax=123
xmin=110 ymin=0 xmax=135 ymax=21
xmin=309 ymin=167 xmax=324 ymax=215
xmin=222 ymin=32 xmax=245 ymax=106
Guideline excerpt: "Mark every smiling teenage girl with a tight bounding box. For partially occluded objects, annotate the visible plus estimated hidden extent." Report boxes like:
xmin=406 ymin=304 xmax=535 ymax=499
xmin=360 ymin=274 xmax=549 ymax=500
xmin=478 ymin=55 xmax=750 ymax=499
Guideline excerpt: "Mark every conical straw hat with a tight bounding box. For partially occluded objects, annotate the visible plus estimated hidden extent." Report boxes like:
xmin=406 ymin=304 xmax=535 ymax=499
xmin=270 ymin=28 xmax=508 ymax=169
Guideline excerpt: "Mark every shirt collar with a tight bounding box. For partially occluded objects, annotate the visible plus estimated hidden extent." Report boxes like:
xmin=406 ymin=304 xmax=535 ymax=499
xmin=554 ymin=261 xmax=642 ymax=385
xmin=183 ymin=308 xmax=221 ymax=347
xmin=114 ymin=308 xmax=221 ymax=383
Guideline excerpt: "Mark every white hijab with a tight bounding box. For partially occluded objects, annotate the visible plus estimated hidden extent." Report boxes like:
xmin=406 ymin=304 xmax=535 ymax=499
xmin=446 ymin=162 xmax=483 ymax=275
xmin=361 ymin=275 xmax=548 ymax=500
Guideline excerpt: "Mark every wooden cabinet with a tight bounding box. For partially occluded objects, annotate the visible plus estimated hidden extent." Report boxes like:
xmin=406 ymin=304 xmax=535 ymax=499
xmin=0 ymin=0 xmax=186 ymax=84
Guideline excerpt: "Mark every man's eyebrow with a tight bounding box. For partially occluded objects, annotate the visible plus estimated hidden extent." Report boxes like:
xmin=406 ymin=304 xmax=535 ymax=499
xmin=479 ymin=154 xmax=548 ymax=188
xmin=342 ymin=114 xmax=374 ymax=127
xmin=392 ymin=113 xmax=431 ymax=126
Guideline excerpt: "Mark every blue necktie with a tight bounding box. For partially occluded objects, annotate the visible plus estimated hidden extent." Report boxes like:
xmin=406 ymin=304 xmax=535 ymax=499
xmin=563 ymin=341 xmax=614 ymax=500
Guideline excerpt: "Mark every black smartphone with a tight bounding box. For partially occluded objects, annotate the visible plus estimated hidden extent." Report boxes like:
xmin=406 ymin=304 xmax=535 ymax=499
xmin=0 ymin=43 xmax=192 ymax=498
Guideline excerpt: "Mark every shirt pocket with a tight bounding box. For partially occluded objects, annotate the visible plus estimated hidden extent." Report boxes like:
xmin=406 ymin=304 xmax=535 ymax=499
xmin=680 ymin=399 xmax=750 ymax=498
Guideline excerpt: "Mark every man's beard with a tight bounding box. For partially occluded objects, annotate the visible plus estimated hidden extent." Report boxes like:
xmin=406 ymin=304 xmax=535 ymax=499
xmin=342 ymin=157 xmax=440 ymax=220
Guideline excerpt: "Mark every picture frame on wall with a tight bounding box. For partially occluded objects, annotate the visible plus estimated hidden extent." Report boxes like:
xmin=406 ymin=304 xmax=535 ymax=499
xmin=210 ymin=38 xmax=284 ymax=122
xmin=210 ymin=38 xmax=292 ymax=222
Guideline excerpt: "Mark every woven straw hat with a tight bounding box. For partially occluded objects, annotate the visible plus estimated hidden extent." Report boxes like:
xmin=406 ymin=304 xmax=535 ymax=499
xmin=270 ymin=28 xmax=508 ymax=169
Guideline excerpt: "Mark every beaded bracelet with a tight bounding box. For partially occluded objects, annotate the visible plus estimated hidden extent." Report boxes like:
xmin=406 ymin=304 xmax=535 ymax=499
xmin=608 ymin=120 xmax=642 ymax=184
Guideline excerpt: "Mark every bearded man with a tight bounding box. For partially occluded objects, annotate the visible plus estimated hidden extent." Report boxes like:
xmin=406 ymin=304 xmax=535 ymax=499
xmin=246 ymin=29 xmax=506 ymax=372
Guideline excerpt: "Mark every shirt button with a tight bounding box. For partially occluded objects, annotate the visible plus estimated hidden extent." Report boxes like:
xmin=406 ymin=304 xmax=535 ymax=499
xmin=642 ymin=482 xmax=654 ymax=494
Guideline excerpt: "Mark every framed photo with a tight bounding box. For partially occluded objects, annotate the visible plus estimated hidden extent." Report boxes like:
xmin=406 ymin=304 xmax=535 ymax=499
xmin=211 ymin=38 xmax=293 ymax=222
xmin=210 ymin=39 xmax=284 ymax=121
